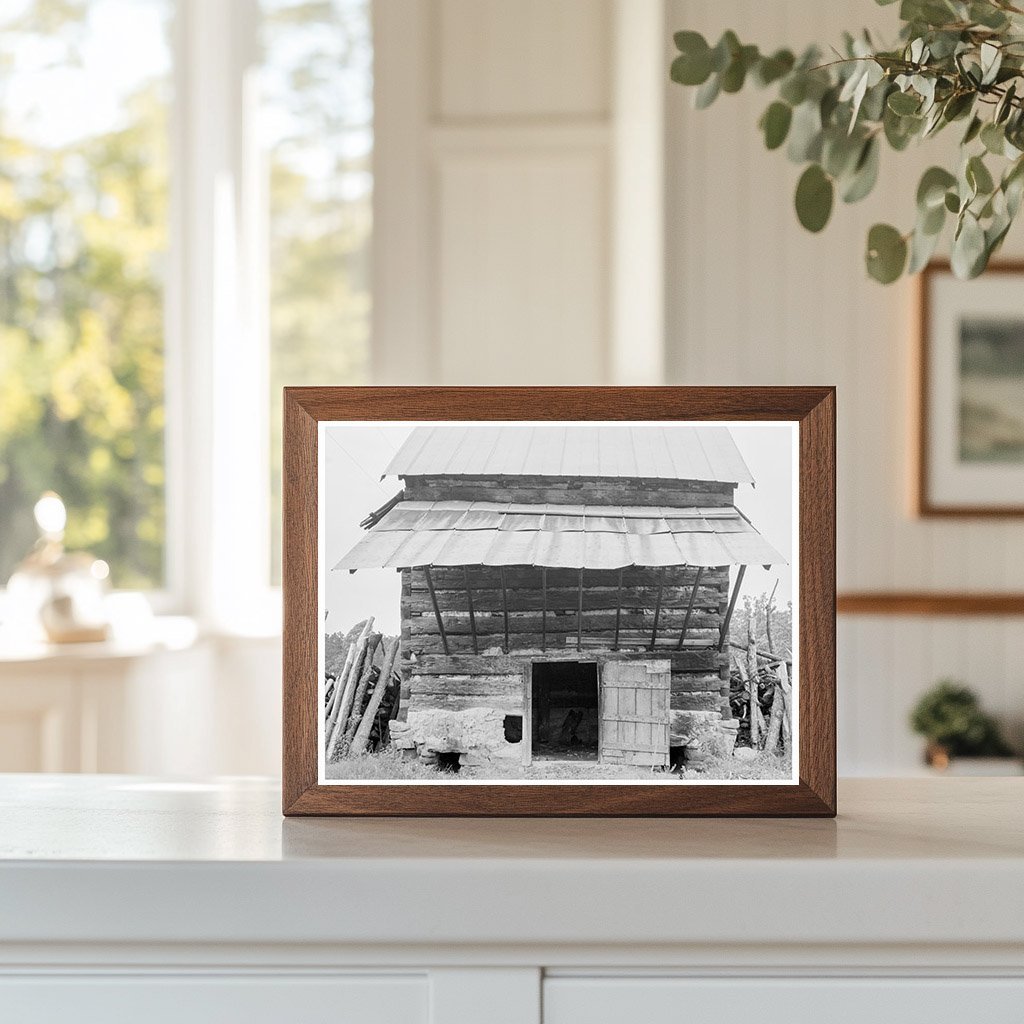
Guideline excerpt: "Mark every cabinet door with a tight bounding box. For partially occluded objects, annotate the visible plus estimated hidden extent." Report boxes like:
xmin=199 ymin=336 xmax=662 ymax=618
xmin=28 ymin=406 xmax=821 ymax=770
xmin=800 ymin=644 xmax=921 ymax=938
xmin=0 ymin=974 xmax=428 ymax=1024
xmin=599 ymin=659 xmax=670 ymax=766
xmin=544 ymin=977 xmax=1024 ymax=1024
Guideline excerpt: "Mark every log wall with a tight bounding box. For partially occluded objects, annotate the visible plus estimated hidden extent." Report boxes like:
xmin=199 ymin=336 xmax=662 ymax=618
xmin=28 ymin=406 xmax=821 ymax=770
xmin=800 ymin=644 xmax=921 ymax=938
xmin=401 ymin=474 xmax=736 ymax=507
xmin=399 ymin=565 xmax=732 ymax=720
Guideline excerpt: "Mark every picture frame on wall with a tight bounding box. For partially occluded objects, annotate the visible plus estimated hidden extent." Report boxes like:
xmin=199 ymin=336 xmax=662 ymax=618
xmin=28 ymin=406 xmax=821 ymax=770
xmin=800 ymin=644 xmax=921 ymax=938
xmin=918 ymin=261 xmax=1024 ymax=517
xmin=282 ymin=387 xmax=836 ymax=817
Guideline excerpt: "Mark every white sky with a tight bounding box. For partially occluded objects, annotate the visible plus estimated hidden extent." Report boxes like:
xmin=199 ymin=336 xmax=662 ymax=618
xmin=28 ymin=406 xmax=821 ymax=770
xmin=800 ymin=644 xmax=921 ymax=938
xmin=322 ymin=422 xmax=796 ymax=638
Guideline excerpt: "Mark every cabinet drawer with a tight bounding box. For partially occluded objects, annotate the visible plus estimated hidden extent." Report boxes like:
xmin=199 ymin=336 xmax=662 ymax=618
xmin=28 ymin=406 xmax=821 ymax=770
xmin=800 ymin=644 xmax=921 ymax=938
xmin=544 ymin=976 xmax=1024 ymax=1024
xmin=0 ymin=974 xmax=427 ymax=1024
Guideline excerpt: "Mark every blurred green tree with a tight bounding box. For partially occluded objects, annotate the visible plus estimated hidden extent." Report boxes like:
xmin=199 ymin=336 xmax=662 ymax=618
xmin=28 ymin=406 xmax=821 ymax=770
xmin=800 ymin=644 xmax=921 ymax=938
xmin=0 ymin=0 xmax=170 ymax=588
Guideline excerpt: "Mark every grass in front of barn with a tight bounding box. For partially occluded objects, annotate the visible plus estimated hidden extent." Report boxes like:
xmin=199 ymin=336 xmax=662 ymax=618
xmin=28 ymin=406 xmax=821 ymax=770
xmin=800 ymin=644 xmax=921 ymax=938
xmin=325 ymin=748 xmax=791 ymax=782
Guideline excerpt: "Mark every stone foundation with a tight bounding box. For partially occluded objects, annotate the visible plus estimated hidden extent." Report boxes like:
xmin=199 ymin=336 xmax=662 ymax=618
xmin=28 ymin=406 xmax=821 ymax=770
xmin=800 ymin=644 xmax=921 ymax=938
xmin=389 ymin=707 xmax=522 ymax=764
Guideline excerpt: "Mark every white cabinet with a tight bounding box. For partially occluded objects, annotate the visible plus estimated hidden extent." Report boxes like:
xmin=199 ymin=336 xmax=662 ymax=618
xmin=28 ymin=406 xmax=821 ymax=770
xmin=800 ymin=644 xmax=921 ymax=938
xmin=1 ymin=777 xmax=1022 ymax=1022
xmin=1 ymin=975 xmax=428 ymax=1024
xmin=544 ymin=977 xmax=1024 ymax=1024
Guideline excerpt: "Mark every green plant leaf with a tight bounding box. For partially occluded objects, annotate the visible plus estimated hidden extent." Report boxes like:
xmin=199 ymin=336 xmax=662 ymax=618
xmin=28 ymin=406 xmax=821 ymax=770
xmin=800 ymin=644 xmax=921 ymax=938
xmin=842 ymin=137 xmax=880 ymax=203
xmin=760 ymin=101 xmax=792 ymax=150
xmin=795 ymin=164 xmax=834 ymax=232
xmin=980 ymin=41 xmax=1002 ymax=86
xmin=754 ymin=49 xmax=794 ymax=87
xmin=951 ymin=212 xmax=986 ymax=278
xmin=944 ymin=190 xmax=960 ymax=213
xmin=908 ymin=221 xmax=942 ymax=273
xmin=671 ymin=32 xmax=713 ymax=86
xmin=917 ymin=166 xmax=957 ymax=210
xmin=981 ymin=121 xmax=1005 ymax=155
xmin=970 ymin=2 xmax=1009 ymax=29
xmin=967 ymin=154 xmax=995 ymax=195
xmin=962 ymin=115 xmax=983 ymax=145
xmin=866 ymin=223 xmax=907 ymax=283
xmin=694 ymin=73 xmax=721 ymax=109
xmin=888 ymin=90 xmax=921 ymax=115
xmin=779 ymin=74 xmax=807 ymax=106
xmin=787 ymin=100 xmax=823 ymax=162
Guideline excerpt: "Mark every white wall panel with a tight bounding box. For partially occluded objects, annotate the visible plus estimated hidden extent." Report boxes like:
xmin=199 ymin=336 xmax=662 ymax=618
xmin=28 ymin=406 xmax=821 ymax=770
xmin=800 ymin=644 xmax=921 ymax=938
xmin=437 ymin=0 xmax=610 ymax=120
xmin=665 ymin=0 xmax=1024 ymax=774
xmin=437 ymin=150 xmax=608 ymax=384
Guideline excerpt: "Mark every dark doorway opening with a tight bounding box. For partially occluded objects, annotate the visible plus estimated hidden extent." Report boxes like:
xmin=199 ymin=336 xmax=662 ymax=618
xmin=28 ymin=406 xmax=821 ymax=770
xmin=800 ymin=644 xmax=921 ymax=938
xmin=531 ymin=661 xmax=598 ymax=761
xmin=435 ymin=751 xmax=461 ymax=773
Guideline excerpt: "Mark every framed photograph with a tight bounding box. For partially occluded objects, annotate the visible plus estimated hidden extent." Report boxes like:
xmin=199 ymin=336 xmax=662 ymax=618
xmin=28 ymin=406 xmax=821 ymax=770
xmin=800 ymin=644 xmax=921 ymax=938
xmin=283 ymin=387 xmax=835 ymax=816
xmin=918 ymin=261 xmax=1024 ymax=517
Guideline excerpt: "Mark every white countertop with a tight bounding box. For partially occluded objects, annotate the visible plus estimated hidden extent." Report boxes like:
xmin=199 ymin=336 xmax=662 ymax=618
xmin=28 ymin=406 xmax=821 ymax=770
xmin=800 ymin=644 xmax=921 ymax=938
xmin=1 ymin=775 xmax=1022 ymax=953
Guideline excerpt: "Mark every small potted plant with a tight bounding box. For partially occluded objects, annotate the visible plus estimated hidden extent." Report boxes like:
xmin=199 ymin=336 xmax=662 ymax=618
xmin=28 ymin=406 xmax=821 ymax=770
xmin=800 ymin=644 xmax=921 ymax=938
xmin=910 ymin=680 xmax=1020 ymax=774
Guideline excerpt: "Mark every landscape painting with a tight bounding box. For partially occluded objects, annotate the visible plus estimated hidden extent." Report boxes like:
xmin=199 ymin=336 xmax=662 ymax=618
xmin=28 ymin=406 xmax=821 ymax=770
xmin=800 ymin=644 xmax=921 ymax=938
xmin=318 ymin=421 xmax=798 ymax=785
xmin=959 ymin=317 xmax=1024 ymax=464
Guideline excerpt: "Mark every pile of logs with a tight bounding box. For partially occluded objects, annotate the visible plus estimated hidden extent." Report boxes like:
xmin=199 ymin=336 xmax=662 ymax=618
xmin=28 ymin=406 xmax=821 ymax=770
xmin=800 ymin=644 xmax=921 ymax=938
xmin=729 ymin=624 xmax=792 ymax=756
xmin=324 ymin=617 xmax=402 ymax=760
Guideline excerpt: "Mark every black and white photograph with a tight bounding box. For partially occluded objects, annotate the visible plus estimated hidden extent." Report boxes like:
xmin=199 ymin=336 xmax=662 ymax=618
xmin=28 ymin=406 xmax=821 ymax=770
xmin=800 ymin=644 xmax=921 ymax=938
xmin=318 ymin=421 xmax=798 ymax=785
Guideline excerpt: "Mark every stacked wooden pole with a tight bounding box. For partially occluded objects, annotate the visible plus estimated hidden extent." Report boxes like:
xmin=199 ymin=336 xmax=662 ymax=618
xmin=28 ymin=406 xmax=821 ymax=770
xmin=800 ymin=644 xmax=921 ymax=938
xmin=324 ymin=618 xmax=402 ymax=761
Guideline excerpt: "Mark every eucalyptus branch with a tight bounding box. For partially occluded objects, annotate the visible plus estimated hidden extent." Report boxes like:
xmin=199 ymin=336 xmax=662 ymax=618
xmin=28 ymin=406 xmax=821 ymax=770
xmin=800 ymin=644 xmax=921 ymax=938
xmin=670 ymin=0 xmax=1024 ymax=283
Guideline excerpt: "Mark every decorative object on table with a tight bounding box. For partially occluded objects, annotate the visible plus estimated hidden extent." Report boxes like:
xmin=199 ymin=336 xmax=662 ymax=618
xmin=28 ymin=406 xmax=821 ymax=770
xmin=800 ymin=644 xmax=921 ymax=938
xmin=4 ymin=492 xmax=111 ymax=644
xmin=917 ymin=260 xmax=1024 ymax=516
xmin=281 ymin=386 xmax=836 ymax=817
xmin=670 ymin=1 xmax=1024 ymax=283
xmin=910 ymin=679 xmax=1019 ymax=772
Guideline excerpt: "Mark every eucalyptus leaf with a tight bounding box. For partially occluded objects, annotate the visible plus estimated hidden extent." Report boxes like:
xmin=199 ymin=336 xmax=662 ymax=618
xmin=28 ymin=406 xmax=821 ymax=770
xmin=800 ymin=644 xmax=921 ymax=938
xmin=967 ymin=154 xmax=995 ymax=195
xmin=754 ymin=49 xmax=795 ymax=87
xmin=962 ymin=115 xmax=983 ymax=145
xmin=981 ymin=121 xmax=1005 ymax=155
xmin=842 ymin=137 xmax=881 ymax=203
xmin=787 ymin=100 xmax=823 ymax=162
xmin=760 ymin=101 xmax=793 ymax=150
xmin=670 ymin=7 xmax=1024 ymax=283
xmin=980 ymin=42 xmax=1002 ymax=86
xmin=795 ymin=164 xmax=834 ymax=232
xmin=888 ymin=90 xmax=921 ymax=115
xmin=917 ymin=166 xmax=957 ymax=210
xmin=908 ymin=221 xmax=942 ymax=273
xmin=951 ymin=211 xmax=987 ymax=278
xmin=866 ymin=223 xmax=908 ymax=283
xmin=694 ymin=73 xmax=721 ymax=109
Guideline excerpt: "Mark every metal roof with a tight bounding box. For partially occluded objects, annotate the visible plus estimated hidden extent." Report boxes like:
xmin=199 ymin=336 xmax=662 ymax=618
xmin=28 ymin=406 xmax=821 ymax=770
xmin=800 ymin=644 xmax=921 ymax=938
xmin=384 ymin=424 xmax=755 ymax=484
xmin=335 ymin=501 xmax=785 ymax=572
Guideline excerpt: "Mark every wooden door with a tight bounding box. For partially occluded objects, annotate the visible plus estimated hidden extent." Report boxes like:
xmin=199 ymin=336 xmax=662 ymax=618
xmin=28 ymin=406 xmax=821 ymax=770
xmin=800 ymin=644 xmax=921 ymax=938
xmin=599 ymin=660 xmax=670 ymax=767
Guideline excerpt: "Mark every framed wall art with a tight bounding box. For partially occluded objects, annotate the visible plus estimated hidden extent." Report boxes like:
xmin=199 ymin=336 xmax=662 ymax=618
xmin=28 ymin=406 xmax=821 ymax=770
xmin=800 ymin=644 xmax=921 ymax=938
xmin=918 ymin=261 xmax=1024 ymax=517
xmin=282 ymin=387 xmax=836 ymax=816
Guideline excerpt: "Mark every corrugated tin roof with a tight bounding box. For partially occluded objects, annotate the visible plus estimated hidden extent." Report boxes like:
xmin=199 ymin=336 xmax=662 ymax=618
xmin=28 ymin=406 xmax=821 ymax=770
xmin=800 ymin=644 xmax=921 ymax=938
xmin=384 ymin=424 xmax=755 ymax=484
xmin=335 ymin=501 xmax=785 ymax=572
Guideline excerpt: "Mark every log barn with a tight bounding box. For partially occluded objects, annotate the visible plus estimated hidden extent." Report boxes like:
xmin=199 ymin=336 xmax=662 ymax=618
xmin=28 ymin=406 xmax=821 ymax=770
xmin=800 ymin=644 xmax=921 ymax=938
xmin=335 ymin=424 xmax=786 ymax=769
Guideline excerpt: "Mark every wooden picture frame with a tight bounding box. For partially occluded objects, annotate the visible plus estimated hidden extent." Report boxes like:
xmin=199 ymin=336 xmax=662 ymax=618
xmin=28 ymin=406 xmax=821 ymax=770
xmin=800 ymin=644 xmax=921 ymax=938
xmin=917 ymin=260 xmax=1024 ymax=518
xmin=283 ymin=387 xmax=836 ymax=817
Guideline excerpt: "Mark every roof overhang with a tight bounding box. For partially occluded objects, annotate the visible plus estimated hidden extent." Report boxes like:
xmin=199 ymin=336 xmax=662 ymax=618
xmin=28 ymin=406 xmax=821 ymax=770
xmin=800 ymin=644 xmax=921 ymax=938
xmin=335 ymin=500 xmax=786 ymax=572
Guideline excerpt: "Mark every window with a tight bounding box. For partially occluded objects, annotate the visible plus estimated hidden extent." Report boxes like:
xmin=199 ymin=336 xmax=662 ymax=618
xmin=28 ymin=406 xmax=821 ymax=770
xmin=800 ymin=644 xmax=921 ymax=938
xmin=262 ymin=0 xmax=373 ymax=581
xmin=0 ymin=0 xmax=373 ymax=619
xmin=0 ymin=0 xmax=172 ymax=589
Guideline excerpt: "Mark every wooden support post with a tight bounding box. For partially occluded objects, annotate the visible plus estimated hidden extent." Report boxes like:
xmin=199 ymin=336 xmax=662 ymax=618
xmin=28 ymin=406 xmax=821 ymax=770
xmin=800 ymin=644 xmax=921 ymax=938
xmin=500 ymin=566 xmax=510 ymax=654
xmin=423 ymin=566 xmax=449 ymax=656
xmin=676 ymin=565 xmax=703 ymax=650
xmin=351 ymin=638 xmax=401 ymax=755
xmin=649 ymin=566 xmax=665 ymax=650
xmin=541 ymin=567 xmax=547 ymax=652
xmin=463 ymin=565 xmax=478 ymax=655
xmin=577 ymin=567 xmax=584 ymax=651
xmin=613 ymin=567 xmax=622 ymax=651
xmin=718 ymin=564 xmax=746 ymax=651
xmin=746 ymin=622 xmax=759 ymax=749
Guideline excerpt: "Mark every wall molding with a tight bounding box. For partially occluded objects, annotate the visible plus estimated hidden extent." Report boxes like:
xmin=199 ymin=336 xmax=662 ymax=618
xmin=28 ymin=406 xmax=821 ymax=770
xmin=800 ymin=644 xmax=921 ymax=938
xmin=838 ymin=593 xmax=1024 ymax=616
